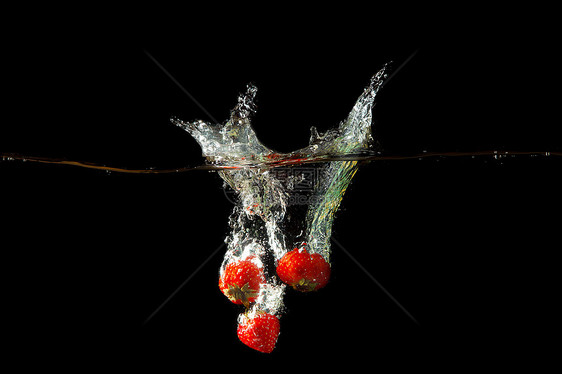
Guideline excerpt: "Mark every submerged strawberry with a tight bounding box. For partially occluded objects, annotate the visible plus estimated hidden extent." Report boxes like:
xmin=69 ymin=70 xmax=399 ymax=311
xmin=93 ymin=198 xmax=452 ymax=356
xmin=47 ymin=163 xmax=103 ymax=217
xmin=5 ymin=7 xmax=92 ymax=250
xmin=219 ymin=259 xmax=265 ymax=307
xmin=237 ymin=312 xmax=280 ymax=353
xmin=276 ymin=248 xmax=331 ymax=292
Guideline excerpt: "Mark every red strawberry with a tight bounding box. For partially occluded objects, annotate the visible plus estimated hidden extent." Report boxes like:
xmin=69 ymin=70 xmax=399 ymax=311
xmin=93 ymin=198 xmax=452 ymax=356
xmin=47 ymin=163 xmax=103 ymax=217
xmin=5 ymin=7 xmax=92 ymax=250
xmin=276 ymin=248 xmax=330 ymax=292
xmin=219 ymin=259 xmax=265 ymax=307
xmin=237 ymin=312 xmax=280 ymax=353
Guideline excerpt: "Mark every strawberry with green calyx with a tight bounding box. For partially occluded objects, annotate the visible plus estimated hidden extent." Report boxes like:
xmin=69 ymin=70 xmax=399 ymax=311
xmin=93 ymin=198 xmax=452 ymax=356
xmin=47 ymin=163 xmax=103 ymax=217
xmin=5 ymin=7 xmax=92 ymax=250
xmin=237 ymin=311 xmax=280 ymax=353
xmin=276 ymin=247 xmax=331 ymax=292
xmin=219 ymin=258 xmax=265 ymax=307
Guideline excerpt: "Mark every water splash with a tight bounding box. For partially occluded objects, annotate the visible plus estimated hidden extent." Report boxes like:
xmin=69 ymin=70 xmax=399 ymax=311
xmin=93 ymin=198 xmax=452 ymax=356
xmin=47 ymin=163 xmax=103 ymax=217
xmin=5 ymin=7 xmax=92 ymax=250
xmin=173 ymin=65 xmax=388 ymax=318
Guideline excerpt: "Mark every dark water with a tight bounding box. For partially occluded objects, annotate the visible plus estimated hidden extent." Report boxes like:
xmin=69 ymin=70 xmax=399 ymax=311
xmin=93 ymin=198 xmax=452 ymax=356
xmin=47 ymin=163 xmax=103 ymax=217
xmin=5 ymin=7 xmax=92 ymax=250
xmin=2 ymin=154 xmax=559 ymax=366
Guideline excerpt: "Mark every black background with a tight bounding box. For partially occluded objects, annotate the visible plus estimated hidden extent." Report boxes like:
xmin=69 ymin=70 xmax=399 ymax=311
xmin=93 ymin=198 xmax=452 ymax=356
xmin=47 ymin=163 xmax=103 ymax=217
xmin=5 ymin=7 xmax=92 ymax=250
xmin=2 ymin=5 xmax=560 ymax=370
